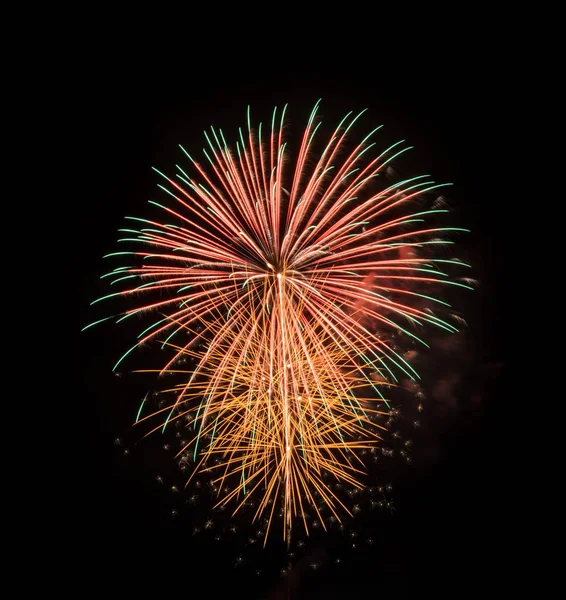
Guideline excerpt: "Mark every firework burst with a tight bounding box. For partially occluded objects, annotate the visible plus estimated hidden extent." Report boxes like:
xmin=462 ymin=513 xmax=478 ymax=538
xmin=86 ymin=100 xmax=471 ymax=542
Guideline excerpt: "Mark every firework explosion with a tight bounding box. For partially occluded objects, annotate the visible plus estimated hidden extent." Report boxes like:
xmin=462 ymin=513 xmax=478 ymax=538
xmin=86 ymin=101 xmax=471 ymax=543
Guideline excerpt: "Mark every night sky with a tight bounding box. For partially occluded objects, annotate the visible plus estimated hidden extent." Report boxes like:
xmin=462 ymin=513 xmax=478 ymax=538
xmin=71 ymin=48 xmax=508 ymax=597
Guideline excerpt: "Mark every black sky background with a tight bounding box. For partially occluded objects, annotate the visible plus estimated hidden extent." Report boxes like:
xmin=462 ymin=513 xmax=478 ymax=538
xmin=68 ymin=43 xmax=509 ymax=597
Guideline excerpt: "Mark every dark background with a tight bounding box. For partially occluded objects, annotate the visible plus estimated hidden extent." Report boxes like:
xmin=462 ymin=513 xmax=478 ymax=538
xmin=69 ymin=42 xmax=508 ymax=597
